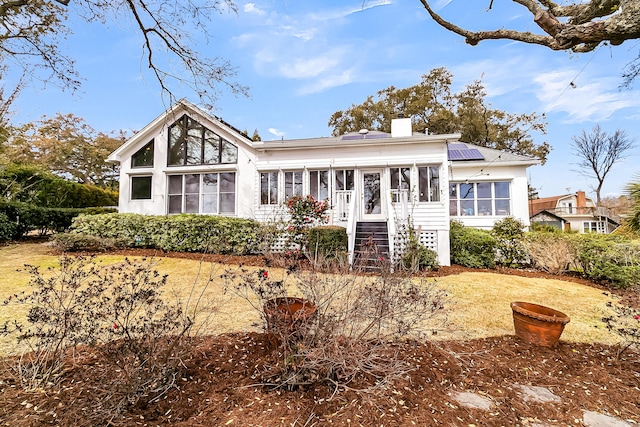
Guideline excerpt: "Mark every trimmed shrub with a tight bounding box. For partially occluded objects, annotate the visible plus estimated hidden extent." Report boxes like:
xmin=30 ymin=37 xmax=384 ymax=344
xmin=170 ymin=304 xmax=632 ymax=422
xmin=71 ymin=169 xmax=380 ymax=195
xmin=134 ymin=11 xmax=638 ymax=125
xmin=50 ymin=233 xmax=128 ymax=252
xmin=573 ymin=233 xmax=640 ymax=288
xmin=0 ymin=163 xmax=117 ymax=208
xmin=70 ymin=213 xmax=262 ymax=255
xmin=449 ymin=220 xmax=496 ymax=269
xmin=0 ymin=201 xmax=114 ymax=239
xmin=307 ymin=225 xmax=348 ymax=259
xmin=491 ymin=217 xmax=528 ymax=267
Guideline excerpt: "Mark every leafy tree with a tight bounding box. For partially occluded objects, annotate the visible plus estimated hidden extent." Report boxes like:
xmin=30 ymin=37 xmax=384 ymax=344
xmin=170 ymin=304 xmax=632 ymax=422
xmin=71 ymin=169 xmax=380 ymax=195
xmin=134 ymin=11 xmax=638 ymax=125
xmin=5 ymin=113 xmax=125 ymax=187
xmin=0 ymin=0 xmax=248 ymax=104
xmin=571 ymin=124 xmax=636 ymax=205
xmin=328 ymin=67 xmax=550 ymax=163
xmin=419 ymin=0 xmax=640 ymax=86
xmin=251 ymin=129 xmax=262 ymax=142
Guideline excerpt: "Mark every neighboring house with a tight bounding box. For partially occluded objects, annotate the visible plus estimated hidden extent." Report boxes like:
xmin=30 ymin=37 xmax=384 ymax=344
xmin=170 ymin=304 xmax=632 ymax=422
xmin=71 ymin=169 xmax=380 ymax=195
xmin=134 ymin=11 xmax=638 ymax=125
xmin=107 ymin=100 xmax=539 ymax=266
xmin=529 ymin=191 xmax=620 ymax=233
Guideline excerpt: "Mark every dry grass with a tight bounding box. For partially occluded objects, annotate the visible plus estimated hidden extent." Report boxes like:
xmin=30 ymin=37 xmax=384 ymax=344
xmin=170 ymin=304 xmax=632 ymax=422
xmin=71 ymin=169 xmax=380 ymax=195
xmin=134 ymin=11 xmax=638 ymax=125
xmin=0 ymin=242 xmax=623 ymax=356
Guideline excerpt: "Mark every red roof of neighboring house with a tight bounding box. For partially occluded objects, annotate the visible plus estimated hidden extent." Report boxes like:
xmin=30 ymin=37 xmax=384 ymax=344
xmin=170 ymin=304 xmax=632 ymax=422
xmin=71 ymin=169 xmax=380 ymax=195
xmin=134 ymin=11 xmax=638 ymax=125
xmin=529 ymin=195 xmax=569 ymax=217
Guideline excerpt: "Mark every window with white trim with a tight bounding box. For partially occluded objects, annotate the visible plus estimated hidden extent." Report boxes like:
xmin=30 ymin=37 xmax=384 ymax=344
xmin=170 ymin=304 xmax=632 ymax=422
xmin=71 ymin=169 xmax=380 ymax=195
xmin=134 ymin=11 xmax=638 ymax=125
xmin=260 ymin=172 xmax=278 ymax=205
xmin=583 ymin=221 xmax=605 ymax=233
xmin=418 ymin=166 xmax=440 ymax=202
xmin=334 ymin=169 xmax=354 ymax=191
xmin=309 ymin=170 xmax=329 ymax=200
xmin=449 ymin=181 xmax=511 ymax=216
xmin=131 ymin=176 xmax=152 ymax=200
xmin=132 ymin=140 xmax=154 ymax=168
xmin=284 ymin=171 xmax=303 ymax=199
xmin=167 ymin=173 xmax=235 ymax=214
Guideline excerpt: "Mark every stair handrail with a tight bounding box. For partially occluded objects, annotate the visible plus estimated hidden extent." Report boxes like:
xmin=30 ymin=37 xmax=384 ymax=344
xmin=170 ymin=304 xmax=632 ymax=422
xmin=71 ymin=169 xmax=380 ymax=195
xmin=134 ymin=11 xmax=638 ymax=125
xmin=386 ymin=191 xmax=397 ymax=263
xmin=345 ymin=190 xmax=357 ymax=266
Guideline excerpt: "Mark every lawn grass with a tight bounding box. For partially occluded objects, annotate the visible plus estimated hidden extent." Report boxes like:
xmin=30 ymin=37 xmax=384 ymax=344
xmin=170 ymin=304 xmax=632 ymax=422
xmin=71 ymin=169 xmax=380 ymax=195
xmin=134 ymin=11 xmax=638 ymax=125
xmin=0 ymin=242 xmax=623 ymax=355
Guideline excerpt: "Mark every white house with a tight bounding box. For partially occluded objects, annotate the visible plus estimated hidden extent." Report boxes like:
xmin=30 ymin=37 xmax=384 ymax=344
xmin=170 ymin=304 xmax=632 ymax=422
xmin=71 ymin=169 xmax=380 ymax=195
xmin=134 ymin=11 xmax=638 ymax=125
xmin=529 ymin=190 xmax=620 ymax=233
xmin=107 ymin=100 xmax=539 ymax=266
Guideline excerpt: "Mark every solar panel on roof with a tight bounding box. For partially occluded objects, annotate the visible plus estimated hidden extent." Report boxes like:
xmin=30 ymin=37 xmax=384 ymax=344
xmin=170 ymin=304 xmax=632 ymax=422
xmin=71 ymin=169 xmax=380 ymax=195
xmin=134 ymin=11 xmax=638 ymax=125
xmin=364 ymin=133 xmax=389 ymax=139
xmin=341 ymin=134 xmax=364 ymax=141
xmin=447 ymin=147 xmax=484 ymax=161
xmin=448 ymin=143 xmax=468 ymax=150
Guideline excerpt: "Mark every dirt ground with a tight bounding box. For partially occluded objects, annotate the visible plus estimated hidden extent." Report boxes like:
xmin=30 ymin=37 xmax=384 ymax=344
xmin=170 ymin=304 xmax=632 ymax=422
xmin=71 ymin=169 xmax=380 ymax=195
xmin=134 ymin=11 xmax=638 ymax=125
xmin=1 ymin=250 xmax=638 ymax=426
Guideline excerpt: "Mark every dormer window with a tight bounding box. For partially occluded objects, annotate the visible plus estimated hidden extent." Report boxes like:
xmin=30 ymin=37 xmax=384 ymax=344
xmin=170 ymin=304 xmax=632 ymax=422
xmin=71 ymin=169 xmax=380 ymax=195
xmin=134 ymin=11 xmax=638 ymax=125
xmin=131 ymin=140 xmax=154 ymax=168
xmin=167 ymin=115 xmax=238 ymax=166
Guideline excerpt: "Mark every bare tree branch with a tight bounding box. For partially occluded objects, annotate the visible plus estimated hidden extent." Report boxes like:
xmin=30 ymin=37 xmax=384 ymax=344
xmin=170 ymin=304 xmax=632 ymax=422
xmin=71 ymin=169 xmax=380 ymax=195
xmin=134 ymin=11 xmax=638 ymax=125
xmin=0 ymin=0 xmax=247 ymax=107
xmin=572 ymin=124 xmax=636 ymax=205
xmin=419 ymin=0 xmax=640 ymax=53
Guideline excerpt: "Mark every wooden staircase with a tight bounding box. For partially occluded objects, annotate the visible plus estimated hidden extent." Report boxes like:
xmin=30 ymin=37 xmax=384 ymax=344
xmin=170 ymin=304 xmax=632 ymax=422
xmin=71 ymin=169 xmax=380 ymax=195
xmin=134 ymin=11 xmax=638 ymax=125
xmin=353 ymin=221 xmax=390 ymax=271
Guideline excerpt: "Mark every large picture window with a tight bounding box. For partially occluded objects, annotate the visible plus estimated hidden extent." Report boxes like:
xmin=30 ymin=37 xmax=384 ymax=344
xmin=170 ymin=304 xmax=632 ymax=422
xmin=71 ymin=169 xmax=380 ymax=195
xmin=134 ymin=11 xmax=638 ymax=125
xmin=168 ymin=115 xmax=238 ymax=166
xmin=132 ymin=140 xmax=154 ymax=168
xmin=449 ymin=181 xmax=510 ymax=216
xmin=168 ymin=173 xmax=236 ymax=214
xmin=131 ymin=176 xmax=152 ymax=200
xmin=260 ymin=172 xmax=278 ymax=205
xmin=418 ymin=166 xmax=440 ymax=202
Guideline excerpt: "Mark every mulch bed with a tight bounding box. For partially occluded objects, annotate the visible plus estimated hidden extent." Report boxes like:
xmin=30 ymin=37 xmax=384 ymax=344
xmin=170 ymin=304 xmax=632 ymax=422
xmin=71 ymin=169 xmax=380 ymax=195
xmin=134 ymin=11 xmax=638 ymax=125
xmin=1 ymin=249 xmax=638 ymax=426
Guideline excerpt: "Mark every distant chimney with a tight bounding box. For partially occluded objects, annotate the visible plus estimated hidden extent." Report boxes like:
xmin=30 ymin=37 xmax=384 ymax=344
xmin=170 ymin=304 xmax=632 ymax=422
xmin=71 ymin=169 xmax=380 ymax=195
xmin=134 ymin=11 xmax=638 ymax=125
xmin=391 ymin=114 xmax=412 ymax=138
xmin=576 ymin=190 xmax=587 ymax=208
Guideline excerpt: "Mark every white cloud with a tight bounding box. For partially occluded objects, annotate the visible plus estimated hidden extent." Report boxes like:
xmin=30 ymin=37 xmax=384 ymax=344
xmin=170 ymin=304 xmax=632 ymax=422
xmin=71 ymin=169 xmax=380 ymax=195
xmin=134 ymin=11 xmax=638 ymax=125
xmin=244 ymin=3 xmax=265 ymax=15
xmin=534 ymin=70 xmax=640 ymax=123
xmin=278 ymin=54 xmax=342 ymax=79
xmin=297 ymin=70 xmax=356 ymax=95
xmin=269 ymin=128 xmax=286 ymax=138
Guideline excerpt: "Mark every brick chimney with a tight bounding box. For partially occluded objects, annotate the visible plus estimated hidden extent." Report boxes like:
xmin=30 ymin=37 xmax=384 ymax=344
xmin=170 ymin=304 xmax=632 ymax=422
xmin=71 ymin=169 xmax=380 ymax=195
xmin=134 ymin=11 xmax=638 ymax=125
xmin=576 ymin=190 xmax=587 ymax=208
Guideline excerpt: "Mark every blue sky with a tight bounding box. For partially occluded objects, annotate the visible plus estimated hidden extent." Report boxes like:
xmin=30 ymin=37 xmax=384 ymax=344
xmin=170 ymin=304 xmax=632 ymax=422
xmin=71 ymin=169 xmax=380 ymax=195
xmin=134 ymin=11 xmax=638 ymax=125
xmin=6 ymin=0 xmax=640 ymax=199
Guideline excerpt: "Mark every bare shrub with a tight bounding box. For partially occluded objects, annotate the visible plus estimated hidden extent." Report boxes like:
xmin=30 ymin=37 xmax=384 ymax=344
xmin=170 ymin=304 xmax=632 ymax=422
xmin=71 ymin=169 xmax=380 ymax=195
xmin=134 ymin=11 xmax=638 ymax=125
xmin=226 ymin=262 xmax=448 ymax=393
xmin=525 ymin=233 xmax=578 ymax=274
xmin=1 ymin=256 xmax=194 ymax=423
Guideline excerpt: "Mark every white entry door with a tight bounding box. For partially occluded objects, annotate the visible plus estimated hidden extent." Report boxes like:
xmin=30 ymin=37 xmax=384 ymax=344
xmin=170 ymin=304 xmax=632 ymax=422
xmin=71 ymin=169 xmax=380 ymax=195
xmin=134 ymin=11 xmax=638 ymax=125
xmin=361 ymin=170 xmax=385 ymax=220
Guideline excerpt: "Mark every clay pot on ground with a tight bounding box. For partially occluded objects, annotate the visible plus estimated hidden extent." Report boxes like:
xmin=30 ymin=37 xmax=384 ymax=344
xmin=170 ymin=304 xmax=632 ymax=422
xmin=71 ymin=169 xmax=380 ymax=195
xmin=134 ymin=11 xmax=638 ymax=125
xmin=263 ymin=297 xmax=317 ymax=346
xmin=510 ymin=301 xmax=570 ymax=347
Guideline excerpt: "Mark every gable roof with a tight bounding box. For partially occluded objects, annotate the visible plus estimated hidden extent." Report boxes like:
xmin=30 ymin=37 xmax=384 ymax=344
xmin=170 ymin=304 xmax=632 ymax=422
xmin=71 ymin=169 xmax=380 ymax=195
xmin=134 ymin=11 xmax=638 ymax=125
xmin=107 ymin=99 xmax=254 ymax=163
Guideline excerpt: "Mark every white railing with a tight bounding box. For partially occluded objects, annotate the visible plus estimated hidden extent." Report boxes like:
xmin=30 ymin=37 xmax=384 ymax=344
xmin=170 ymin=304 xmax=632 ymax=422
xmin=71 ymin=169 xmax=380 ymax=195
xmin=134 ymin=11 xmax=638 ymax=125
xmin=385 ymin=192 xmax=397 ymax=263
xmin=390 ymin=189 xmax=409 ymax=219
xmin=335 ymin=190 xmax=353 ymax=221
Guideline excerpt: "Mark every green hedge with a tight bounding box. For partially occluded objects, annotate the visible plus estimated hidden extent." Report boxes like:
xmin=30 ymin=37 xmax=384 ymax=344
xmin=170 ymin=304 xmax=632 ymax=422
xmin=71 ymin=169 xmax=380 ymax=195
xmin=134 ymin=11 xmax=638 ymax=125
xmin=0 ymin=202 xmax=116 ymax=241
xmin=70 ymin=213 xmax=262 ymax=255
xmin=0 ymin=163 xmax=118 ymax=208
xmin=449 ymin=221 xmax=496 ymax=269
xmin=308 ymin=225 xmax=348 ymax=258
xmin=572 ymin=234 xmax=640 ymax=289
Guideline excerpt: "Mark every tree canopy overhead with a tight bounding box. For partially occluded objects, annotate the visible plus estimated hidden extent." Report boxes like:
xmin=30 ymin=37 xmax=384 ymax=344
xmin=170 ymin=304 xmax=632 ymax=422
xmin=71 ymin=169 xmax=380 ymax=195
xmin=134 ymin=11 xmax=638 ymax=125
xmin=419 ymin=1 xmax=640 ymax=86
xmin=420 ymin=0 xmax=640 ymax=53
xmin=0 ymin=0 xmax=248 ymax=105
xmin=328 ymin=67 xmax=550 ymax=164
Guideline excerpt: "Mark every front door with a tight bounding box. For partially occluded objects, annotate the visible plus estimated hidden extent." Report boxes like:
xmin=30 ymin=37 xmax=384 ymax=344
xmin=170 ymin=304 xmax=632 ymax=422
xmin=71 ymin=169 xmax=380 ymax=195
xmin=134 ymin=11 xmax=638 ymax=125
xmin=361 ymin=170 xmax=385 ymax=220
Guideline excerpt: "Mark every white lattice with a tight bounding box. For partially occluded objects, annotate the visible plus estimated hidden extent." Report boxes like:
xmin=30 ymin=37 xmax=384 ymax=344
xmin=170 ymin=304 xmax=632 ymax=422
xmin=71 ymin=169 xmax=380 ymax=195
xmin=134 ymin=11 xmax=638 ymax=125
xmin=393 ymin=228 xmax=438 ymax=261
xmin=269 ymin=234 xmax=300 ymax=253
xmin=419 ymin=230 xmax=438 ymax=251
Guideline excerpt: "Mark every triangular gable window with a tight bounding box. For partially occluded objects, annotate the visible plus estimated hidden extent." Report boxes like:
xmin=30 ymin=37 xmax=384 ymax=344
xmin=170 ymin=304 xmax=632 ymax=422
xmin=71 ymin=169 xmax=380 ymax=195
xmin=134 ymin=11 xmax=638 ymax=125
xmin=168 ymin=115 xmax=238 ymax=166
xmin=131 ymin=140 xmax=154 ymax=168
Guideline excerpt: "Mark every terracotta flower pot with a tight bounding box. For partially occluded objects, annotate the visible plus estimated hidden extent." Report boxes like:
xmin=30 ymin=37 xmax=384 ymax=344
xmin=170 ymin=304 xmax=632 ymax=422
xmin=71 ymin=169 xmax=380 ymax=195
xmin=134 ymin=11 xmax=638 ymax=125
xmin=263 ymin=297 xmax=317 ymax=346
xmin=510 ymin=301 xmax=570 ymax=347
